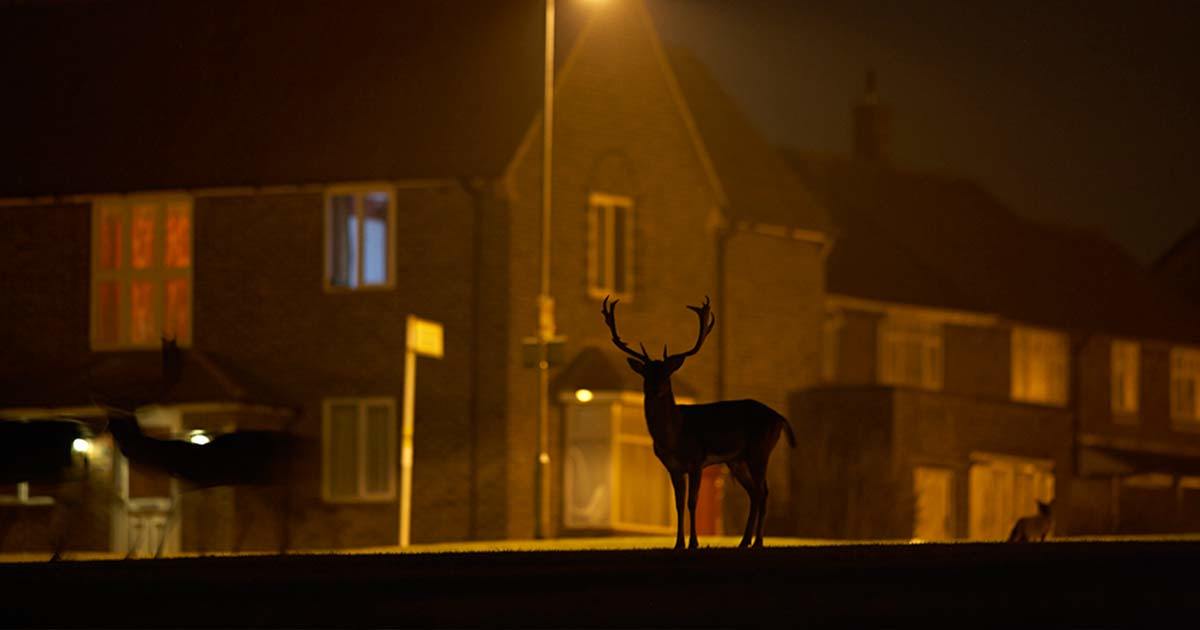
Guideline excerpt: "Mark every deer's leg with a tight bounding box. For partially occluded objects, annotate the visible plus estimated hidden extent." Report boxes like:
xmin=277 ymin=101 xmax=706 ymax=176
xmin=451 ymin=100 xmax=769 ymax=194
xmin=728 ymin=461 xmax=757 ymax=548
xmin=753 ymin=476 xmax=769 ymax=548
xmin=670 ymin=471 xmax=686 ymax=550
xmin=687 ymin=468 xmax=702 ymax=550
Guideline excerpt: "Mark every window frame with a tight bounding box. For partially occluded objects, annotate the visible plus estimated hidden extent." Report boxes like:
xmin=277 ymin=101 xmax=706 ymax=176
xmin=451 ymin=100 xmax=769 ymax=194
xmin=1170 ymin=347 xmax=1200 ymax=425
xmin=90 ymin=194 xmax=194 ymax=351
xmin=323 ymin=184 xmax=397 ymax=293
xmin=321 ymin=397 xmax=398 ymax=503
xmin=586 ymin=192 xmax=635 ymax=301
xmin=877 ymin=313 xmax=944 ymax=391
xmin=1110 ymin=339 xmax=1140 ymax=420
xmin=1010 ymin=326 xmax=1069 ymax=407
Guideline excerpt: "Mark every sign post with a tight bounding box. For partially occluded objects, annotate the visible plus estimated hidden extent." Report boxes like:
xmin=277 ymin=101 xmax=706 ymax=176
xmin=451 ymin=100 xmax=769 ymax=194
xmin=400 ymin=315 xmax=443 ymax=548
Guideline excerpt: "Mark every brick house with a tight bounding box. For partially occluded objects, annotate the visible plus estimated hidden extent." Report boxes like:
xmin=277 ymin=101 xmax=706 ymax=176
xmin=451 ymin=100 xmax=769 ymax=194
xmin=0 ymin=0 xmax=828 ymax=553
xmin=787 ymin=76 xmax=1200 ymax=540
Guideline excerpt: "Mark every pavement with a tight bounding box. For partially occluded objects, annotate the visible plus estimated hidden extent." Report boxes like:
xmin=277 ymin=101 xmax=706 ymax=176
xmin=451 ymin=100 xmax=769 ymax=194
xmin=3 ymin=537 xmax=1200 ymax=627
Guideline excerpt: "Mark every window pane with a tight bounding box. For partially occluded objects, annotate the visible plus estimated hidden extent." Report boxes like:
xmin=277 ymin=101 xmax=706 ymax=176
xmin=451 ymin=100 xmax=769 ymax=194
xmin=362 ymin=193 xmax=389 ymax=286
xmin=164 ymin=202 xmax=191 ymax=268
xmin=97 ymin=206 xmax=123 ymax=270
xmin=612 ymin=206 xmax=627 ymax=293
xmin=329 ymin=195 xmax=358 ymax=288
xmin=130 ymin=204 xmax=156 ymax=269
xmin=597 ymin=206 xmax=611 ymax=290
xmin=129 ymin=281 xmax=156 ymax=344
xmin=164 ymin=278 xmax=190 ymax=341
xmin=96 ymin=281 xmax=121 ymax=345
xmin=363 ymin=404 xmax=392 ymax=495
xmin=328 ymin=404 xmax=360 ymax=498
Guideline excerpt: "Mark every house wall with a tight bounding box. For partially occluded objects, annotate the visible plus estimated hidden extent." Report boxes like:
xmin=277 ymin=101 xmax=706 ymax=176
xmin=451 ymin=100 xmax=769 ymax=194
xmin=194 ymin=184 xmax=485 ymax=548
xmin=502 ymin=0 xmax=726 ymax=539
xmin=723 ymin=231 xmax=825 ymax=533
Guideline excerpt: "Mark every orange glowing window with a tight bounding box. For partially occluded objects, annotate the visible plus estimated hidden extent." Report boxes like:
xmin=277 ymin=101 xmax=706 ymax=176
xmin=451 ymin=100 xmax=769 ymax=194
xmin=91 ymin=197 xmax=192 ymax=349
xmin=97 ymin=207 xmax=124 ymax=270
xmin=95 ymin=281 xmax=121 ymax=345
xmin=164 ymin=279 xmax=190 ymax=340
xmin=129 ymin=281 xmax=155 ymax=344
xmin=586 ymin=192 xmax=634 ymax=300
xmin=165 ymin=202 xmax=191 ymax=268
xmin=131 ymin=205 xmax=156 ymax=269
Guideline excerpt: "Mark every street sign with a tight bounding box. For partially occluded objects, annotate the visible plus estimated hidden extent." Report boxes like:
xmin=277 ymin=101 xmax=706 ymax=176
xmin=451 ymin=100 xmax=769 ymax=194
xmin=521 ymin=335 xmax=567 ymax=368
xmin=406 ymin=315 xmax=444 ymax=358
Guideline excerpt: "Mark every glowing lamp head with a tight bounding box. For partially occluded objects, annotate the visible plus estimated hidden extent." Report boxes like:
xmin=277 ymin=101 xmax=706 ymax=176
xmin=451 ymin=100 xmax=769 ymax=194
xmin=187 ymin=430 xmax=212 ymax=446
xmin=71 ymin=438 xmax=92 ymax=455
xmin=574 ymin=388 xmax=594 ymax=403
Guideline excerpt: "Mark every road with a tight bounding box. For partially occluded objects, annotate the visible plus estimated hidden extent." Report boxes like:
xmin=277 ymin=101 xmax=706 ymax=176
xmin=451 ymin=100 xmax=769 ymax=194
xmin=2 ymin=540 xmax=1196 ymax=627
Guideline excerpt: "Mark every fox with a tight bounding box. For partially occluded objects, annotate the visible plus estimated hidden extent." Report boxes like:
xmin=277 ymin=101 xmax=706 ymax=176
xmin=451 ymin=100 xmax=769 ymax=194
xmin=1007 ymin=499 xmax=1054 ymax=542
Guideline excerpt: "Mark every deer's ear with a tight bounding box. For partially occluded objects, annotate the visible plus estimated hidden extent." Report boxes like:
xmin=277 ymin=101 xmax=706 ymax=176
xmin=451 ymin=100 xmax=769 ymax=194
xmin=664 ymin=355 xmax=686 ymax=374
xmin=626 ymin=358 xmax=646 ymax=374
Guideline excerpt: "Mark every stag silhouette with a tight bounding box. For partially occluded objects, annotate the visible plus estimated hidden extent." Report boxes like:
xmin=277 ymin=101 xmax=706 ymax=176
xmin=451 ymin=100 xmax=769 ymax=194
xmin=601 ymin=296 xmax=796 ymax=549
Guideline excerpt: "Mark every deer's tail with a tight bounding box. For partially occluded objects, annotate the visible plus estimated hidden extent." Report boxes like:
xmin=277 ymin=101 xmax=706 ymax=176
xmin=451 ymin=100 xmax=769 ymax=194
xmin=779 ymin=416 xmax=797 ymax=448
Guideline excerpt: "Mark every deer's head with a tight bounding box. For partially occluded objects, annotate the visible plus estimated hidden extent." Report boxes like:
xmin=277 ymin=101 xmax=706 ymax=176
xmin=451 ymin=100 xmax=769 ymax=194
xmin=601 ymin=295 xmax=715 ymax=398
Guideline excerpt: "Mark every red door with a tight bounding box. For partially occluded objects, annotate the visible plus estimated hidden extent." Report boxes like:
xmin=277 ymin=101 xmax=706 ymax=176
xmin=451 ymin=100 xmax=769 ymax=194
xmin=694 ymin=467 xmax=725 ymax=536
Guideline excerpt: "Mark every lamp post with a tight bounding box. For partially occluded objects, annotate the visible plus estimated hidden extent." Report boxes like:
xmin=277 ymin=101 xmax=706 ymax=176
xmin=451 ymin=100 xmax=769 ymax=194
xmin=533 ymin=0 xmax=557 ymax=541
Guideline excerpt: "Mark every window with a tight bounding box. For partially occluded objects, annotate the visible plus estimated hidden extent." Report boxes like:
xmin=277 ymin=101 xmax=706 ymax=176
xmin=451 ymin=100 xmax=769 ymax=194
xmin=913 ymin=466 xmax=955 ymax=540
xmin=322 ymin=398 xmax=397 ymax=502
xmin=1111 ymin=340 xmax=1140 ymax=417
xmin=91 ymin=196 xmax=193 ymax=349
xmin=587 ymin=192 xmax=634 ymax=299
xmin=821 ymin=310 xmax=844 ymax=383
xmin=325 ymin=187 xmax=395 ymax=290
xmin=562 ymin=391 xmax=681 ymax=533
xmin=968 ymin=453 xmax=1054 ymax=540
xmin=1010 ymin=327 xmax=1068 ymax=406
xmin=878 ymin=313 xmax=943 ymax=390
xmin=1171 ymin=348 xmax=1200 ymax=423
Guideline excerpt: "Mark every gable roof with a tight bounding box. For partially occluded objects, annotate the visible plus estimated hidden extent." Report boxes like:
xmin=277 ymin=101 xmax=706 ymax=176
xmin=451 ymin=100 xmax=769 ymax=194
xmin=786 ymin=153 xmax=1200 ymax=344
xmin=2 ymin=0 xmax=826 ymax=241
xmin=1153 ymin=220 xmax=1200 ymax=305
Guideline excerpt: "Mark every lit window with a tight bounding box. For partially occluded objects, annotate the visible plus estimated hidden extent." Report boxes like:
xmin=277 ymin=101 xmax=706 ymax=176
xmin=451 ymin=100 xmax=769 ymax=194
xmin=563 ymin=391 xmax=677 ymax=533
xmin=587 ymin=192 xmax=634 ymax=300
xmin=1011 ymin=327 xmax=1068 ymax=406
xmin=821 ymin=310 xmax=844 ymax=383
xmin=1111 ymin=340 xmax=1140 ymax=417
xmin=91 ymin=197 xmax=193 ymax=349
xmin=878 ymin=313 xmax=943 ymax=390
xmin=322 ymin=398 xmax=397 ymax=502
xmin=325 ymin=187 xmax=394 ymax=290
xmin=913 ymin=466 xmax=955 ymax=540
xmin=1170 ymin=348 xmax=1200 ymax=423
xmin=967 ymin=453 xmax=1054 ymax=540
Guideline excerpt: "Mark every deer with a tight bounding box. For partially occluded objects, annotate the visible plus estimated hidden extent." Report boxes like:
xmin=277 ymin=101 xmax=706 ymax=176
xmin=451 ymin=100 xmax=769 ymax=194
xmin=94 ymin=338 xmax=300 ymax=557
xmin=600 ymin=295 xmax=796 ymax=550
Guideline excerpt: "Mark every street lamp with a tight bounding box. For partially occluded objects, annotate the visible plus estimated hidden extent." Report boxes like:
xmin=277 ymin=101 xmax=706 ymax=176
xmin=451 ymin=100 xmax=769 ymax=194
xmin=533 ymin=0 xmax=558 ymax=543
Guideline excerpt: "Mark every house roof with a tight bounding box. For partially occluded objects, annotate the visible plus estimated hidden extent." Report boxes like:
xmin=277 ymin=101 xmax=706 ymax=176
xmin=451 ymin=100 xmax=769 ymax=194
xmin=0 ymin=348 xmax=291 ymax=412
xmin=1 ymin=0 xmax=826 ymax=239
xmin=1153 ymin=220 xmax=1200 ymax=305
xmin=786 ymin=153 xmax=1200 ymax=343
xmin=663 ymin=48 xmax=830 ymax=234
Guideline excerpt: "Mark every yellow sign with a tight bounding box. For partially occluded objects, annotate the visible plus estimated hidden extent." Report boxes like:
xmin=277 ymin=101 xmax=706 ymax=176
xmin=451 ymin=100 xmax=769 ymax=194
xmin=406 ymin=315 xmax=444 ymax=358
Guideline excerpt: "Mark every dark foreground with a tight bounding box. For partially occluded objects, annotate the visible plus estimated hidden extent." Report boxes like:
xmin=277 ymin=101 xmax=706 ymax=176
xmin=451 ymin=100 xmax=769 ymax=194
xmin=1 ymin=542 xmax=1197 ymax=628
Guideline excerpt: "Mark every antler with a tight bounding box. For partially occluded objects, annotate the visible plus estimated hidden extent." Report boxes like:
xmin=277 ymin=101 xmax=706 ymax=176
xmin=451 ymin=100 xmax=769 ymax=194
xmin=665 ymin=296 xmax=716 ymax=361
xmin=601 ymin=295 xmax=651 ymax=363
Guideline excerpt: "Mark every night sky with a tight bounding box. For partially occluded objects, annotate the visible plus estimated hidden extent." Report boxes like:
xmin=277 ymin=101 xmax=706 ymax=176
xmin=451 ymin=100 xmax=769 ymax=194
xmin=649 ymin=0 xmax=1199 ymax=264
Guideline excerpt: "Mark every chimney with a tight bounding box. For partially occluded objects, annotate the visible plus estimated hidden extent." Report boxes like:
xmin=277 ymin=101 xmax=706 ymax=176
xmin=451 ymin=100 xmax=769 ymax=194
xmin=853 ymin=69 xmax=890 ymax=161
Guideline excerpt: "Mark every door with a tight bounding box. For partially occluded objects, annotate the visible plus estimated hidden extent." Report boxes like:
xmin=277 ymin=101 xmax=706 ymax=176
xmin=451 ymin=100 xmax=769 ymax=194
xmin=913 ymin=466 xmax=954 ymax=540
xmin=968 ymin=453 xmax=1054 ymax=540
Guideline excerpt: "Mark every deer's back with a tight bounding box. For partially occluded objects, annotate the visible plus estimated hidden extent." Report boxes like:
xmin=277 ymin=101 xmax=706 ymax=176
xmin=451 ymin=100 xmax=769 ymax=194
xmin=677 ymin=399 xmax=785 ymax=436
